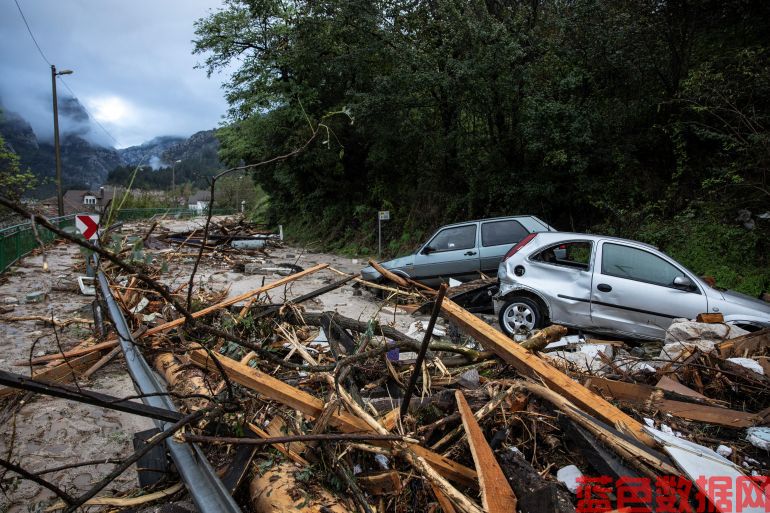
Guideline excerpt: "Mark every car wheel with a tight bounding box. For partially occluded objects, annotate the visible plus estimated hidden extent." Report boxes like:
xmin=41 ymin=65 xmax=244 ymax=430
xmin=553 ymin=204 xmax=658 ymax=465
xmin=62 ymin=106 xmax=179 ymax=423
xmin=498 ymin=297 xmax=543 ymax=337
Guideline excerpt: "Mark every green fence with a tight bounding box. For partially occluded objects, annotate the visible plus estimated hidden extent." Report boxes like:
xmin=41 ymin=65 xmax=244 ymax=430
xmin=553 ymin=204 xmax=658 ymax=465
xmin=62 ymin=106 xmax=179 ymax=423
xmin=0 ymin=208 xmax=236 ymax=273
xmin=0 ymin=215 xmax=76 ymax=273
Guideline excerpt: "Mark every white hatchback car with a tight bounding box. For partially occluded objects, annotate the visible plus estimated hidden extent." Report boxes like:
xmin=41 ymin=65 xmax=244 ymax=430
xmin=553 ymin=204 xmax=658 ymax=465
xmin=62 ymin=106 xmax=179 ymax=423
xmin=493 ymin=232 xmax=770 ymax=340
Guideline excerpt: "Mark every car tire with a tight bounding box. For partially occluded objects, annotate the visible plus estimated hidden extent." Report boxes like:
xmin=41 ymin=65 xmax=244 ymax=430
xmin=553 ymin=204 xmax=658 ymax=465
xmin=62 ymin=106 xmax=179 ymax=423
xmin=498 ymin=297 xmax=544 ymax=337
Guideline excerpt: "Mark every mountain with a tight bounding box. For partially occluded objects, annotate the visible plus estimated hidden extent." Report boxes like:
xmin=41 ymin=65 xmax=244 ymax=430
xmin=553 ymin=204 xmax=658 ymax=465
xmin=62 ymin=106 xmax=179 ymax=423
xmin=106 ymin=130 xmax=223 ymax=190
xmin=161 ymin=130 xmax=221 ymax=171
xmin=0 ymin=107 xmax=120 ymax=198
xmin=117 ymin=136 xmax=185 ymax=168
xmin=1 ymin=104 xmax=222 ymax=197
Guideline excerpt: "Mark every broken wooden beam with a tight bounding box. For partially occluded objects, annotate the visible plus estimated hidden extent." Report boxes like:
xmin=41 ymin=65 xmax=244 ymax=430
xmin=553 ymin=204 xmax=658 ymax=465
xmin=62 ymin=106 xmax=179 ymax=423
xmin=368 ymin=259 xmax=410 ymax=288
xmin=440 ymin=298 xmax=655 ymax=446
xmin=456 ymin=391 xmax=518 ymax=513
xmin=585 ymin=376 xmax=760 ymax=427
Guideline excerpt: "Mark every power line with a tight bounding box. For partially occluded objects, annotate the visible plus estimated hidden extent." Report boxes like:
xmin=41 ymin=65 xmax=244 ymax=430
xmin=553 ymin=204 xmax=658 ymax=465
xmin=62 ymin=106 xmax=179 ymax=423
xmin=13 ymin=0 xmax=51 ymax=66
xmin=13 ymin=0 xmax=120 ymax=146
xmin=59 ymin=78 xmax=119 ymax=145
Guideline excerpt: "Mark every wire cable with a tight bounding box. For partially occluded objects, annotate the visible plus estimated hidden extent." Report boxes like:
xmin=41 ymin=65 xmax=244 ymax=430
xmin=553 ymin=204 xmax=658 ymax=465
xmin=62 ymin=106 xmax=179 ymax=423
xmin=12 ymin=0 xmax=120 ymax=146
xmin=13 ymin=0 xmax=51 ymax=66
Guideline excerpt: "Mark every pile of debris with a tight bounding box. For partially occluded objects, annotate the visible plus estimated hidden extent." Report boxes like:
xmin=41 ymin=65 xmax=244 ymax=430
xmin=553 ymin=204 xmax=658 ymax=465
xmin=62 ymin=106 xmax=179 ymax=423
xmin=2 ymin=217 xmax=769 ymax=513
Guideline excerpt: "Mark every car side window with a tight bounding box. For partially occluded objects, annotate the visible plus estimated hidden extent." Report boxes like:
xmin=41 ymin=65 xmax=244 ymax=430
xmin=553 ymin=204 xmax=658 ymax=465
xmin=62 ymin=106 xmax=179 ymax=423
xmin=481 ymin=220 xmax=529 ymax=247
xmin=532 ymin=241 xmax=592 ymax=270
xmin=427 ymin=225 xmax=477 ymax=252
xmin=601 ymin=243 xmax=682 ymax=287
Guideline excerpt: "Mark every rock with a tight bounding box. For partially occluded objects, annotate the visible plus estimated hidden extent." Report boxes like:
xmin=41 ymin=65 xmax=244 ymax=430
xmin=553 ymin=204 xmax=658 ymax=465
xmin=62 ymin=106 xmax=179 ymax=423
xmin=25 ymin=291 xmax=46 ymax=303
xmin=746 ymin=427 xmax=770 ymax=450
xmin=658 ymin=319 xmax=749 ymax=361
xmin=243 ymin=263 xmax=262 ymax=275
xmin=544 ymin=344 xmax=613 ymax=373
xmin=716 ymin=445 xmax=733 ymax=458
xmin=2 ymin=296 xmax=19 ymax=305
xmin=457 ymin=369 xmax=480 ymax=389
xmin=556 ymin=465 xmax=584 ymax=494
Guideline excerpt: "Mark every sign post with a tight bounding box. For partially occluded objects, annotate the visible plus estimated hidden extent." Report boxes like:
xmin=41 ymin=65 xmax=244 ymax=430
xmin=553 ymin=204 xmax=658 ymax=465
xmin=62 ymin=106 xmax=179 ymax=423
xmin=378 ymin=210 xmax=390 ymax=258
xmin=75 ymin=214 xmax=100 ymax=241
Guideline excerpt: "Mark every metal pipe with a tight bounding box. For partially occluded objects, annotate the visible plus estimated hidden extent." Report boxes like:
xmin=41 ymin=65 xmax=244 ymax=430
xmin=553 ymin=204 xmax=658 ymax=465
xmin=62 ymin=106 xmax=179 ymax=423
xmin=95 ymin=259 xmax=242 ymax=513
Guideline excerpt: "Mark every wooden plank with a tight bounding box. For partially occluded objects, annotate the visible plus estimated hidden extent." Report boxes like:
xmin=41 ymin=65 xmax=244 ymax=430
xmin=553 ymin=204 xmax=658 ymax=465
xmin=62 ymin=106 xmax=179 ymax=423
xmin=23 ymin=264 xmax=329 ymax=365
xmin=188 ymin=349 xmax=477 ymax=487
xmin=586 ymin=376 xmax=759 ymax=428
xmin=696 ymin=313 xmax=724 ymax=323
xmin=357 ymin=470 xmax=403 ymax=495
xmin=430 ymin=482 xmax=458 ymax=513
xmin=368 ymin=259 xmax=409 ymax=288
xmin=247 ymin=423 xmax=309 ymax=466
xmin=440 ymin=298 xmax=655 ymax=446
xmin=655 ymin=376 xmax=709 ymax=402
xmin=717 ymin=328 xmax=770 ymax=358
xmin=456 ymin=391 xmax=517 ymax=513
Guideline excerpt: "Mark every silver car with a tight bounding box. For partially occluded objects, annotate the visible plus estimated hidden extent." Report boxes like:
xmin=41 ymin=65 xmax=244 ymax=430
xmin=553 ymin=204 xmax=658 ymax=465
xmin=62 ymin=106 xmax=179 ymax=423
xmin=361 ymin=216 xmax=556 ymax=287
xmin=494 ymin=232 xmax=770 ymax=340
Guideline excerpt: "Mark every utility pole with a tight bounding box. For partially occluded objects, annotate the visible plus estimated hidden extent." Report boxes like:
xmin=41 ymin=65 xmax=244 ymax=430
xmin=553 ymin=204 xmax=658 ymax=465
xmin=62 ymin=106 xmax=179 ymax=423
xmin=51 ymin=65 xmax=73 ymax=217
xmin=172 ymin=159 xmax=181 ymax=206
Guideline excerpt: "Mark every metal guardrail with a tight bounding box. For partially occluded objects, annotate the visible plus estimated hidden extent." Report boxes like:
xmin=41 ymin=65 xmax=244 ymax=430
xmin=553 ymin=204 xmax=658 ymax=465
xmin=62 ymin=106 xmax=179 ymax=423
xmin=0 ymin=208 xmax=236 ymax=273
xmin=95 ymin=258 xmax=243 ymax=513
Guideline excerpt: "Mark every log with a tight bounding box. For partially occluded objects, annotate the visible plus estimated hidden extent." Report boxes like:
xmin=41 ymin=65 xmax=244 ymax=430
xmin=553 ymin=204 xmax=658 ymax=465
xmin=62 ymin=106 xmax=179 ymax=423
xmin=456 ymin=391 xmax=517 ymax=513
xmin=519 ymin=325 xmax=568 ymax=351
xmin=440 ymin=298 xmax=654 ymax=446
xmin=368 ymin=259 xmax=409 ymax=288
xmin=249 ymin=463 xmax=349 ymax=513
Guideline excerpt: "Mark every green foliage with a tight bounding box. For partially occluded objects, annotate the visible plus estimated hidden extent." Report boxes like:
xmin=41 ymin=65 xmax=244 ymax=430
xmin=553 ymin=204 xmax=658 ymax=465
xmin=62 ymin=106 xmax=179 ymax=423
xmin=0 ymin=132 xmax=36 ymax=200
xmin=194 ymin=0 xmax=770 ymax=294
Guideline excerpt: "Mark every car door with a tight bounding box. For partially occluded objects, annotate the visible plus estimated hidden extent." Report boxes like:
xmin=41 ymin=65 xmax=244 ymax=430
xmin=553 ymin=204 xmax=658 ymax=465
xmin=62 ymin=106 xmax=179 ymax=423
xmin=526 ymin=239 xmax=595 ymax=328
xmin=590 ymin=241 xmax=708 ymax=339
xmin=412 ymin=223 xmax=480 ymax=284
xmin=478 ymin=219 xmax=531 ymax=275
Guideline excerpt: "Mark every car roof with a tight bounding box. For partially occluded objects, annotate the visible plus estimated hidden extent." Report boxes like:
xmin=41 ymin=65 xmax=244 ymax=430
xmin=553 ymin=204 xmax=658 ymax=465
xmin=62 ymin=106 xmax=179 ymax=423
xmin=531 ymin=231 xmax=659 ymax=250
xmin=440 ymin=215 xmax=554 ymax=229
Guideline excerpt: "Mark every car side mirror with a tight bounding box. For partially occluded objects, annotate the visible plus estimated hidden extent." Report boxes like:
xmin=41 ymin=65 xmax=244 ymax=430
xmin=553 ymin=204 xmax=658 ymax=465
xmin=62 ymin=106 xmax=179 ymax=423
xmin=422 ymin=246 xmax=435 ymax=255
xmin=673 ymin=276 xmax=695 ymax=290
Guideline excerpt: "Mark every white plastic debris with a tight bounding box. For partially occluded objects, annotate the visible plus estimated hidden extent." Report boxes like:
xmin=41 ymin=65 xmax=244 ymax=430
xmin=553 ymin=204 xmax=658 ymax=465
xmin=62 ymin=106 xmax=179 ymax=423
xmin=556 ymin=465 xmax=584 ymax=494
xmin=374 ymin=454 xmax=390 ymax=470
xmin=644 ymin=418 xmax=655 ymax=428
xmin=746 ymin=427 xmax=770 ymax=450
xmin=660 ymin=424 xmax=674 ymax=435
xmin=716 ymin=445 xmax=733 ymax=458
xmin=727 ymin=357 xmax=764 ymax=376
xmin=448 ymin=278 xmax=462 ymax=288
xmin=130 ymin=297 xmax=149 ymax=314
xmin=353 ymin=464 xmax=362 ymax=475
xmin=406 ymin=320 xmax=446 ymax=339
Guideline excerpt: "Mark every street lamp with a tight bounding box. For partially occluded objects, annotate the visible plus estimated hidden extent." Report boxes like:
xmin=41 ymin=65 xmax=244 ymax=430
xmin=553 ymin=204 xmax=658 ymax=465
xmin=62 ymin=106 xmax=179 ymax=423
xmin=51 ymin=65 xmax=73 ymax=216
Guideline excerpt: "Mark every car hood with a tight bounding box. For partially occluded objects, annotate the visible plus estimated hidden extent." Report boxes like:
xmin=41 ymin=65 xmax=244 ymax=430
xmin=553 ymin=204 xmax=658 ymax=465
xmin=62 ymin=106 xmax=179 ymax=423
xmin=718 ymin=289 xmax=770 ymax=316
xmin=360 ymin=254 xmax=415 ymax=278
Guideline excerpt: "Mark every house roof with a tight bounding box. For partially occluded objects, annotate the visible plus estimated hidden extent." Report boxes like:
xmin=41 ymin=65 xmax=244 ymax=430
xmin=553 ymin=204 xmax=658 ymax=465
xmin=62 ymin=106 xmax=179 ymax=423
xmin=188 ymin=190 xmax=211 ymax=203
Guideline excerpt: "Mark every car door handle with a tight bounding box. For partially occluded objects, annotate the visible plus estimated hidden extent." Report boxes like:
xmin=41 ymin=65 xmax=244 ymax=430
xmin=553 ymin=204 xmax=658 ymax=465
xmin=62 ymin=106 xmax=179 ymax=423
xmin=597 ymin=283 xmax=612 ymax=292
xmin=464 ymin=251 xmax=477 ymax=256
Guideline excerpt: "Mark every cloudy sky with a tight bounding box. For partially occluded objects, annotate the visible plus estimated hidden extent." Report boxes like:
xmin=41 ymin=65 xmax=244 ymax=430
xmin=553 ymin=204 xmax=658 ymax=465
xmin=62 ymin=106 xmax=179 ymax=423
xmin=0 ymin=0 xmax=231 ymax=148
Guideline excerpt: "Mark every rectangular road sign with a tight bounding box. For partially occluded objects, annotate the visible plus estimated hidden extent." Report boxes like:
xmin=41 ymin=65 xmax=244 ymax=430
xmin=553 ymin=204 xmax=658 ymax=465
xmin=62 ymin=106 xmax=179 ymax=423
xmin=75 ymin=214 xmax=100 ymax=240
xmin=378 ymin=210 xmax=390 ymax=221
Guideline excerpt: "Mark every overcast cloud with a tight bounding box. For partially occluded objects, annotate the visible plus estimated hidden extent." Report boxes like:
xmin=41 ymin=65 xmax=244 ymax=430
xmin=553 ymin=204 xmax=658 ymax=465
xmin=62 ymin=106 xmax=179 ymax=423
xmin=0 ymin=0 xmax=231 ymax=148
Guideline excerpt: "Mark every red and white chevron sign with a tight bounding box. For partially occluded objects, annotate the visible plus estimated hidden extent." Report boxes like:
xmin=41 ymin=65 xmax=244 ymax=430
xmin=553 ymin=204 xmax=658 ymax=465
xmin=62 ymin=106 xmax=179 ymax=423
xmin=75 ymin=214 xmax=100 ymax=240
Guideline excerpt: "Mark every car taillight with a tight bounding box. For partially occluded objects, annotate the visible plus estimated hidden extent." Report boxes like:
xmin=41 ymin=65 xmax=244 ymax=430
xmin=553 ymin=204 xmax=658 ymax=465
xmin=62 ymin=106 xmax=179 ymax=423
xmin=503 ymin=233 xmax=538 ymax=262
